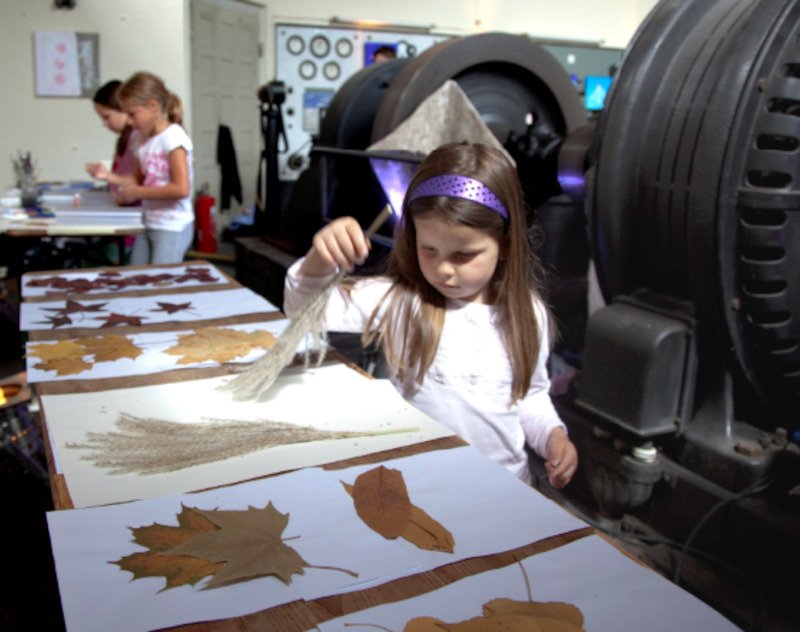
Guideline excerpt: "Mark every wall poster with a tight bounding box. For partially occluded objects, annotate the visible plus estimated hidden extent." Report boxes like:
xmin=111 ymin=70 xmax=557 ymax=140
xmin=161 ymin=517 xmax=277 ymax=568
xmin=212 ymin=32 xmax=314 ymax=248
xmin=34 ymin=31 xmax=99 ymax=97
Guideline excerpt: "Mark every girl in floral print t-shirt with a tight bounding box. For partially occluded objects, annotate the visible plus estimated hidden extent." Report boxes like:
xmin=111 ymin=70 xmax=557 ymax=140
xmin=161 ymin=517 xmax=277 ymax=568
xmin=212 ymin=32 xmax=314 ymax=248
xmin=88 ymin=71 xmax=194 ymax=264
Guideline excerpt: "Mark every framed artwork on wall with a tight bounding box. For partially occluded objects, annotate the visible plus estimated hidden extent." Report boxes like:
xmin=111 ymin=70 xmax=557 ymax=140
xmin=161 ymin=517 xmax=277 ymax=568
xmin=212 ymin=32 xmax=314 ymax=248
xmin=34 ymin=31 xmax=99 ymax=97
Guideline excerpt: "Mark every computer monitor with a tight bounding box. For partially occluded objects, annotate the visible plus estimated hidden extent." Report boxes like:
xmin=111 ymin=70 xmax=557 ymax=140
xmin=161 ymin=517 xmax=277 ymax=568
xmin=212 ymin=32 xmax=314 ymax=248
xmin=584 ymin=75 xmax=613 ymax=111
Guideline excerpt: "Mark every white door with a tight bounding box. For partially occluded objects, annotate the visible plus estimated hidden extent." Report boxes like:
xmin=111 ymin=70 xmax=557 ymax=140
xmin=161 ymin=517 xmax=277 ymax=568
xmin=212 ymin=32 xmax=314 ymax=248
xmin=191 ymin=0 xmax=264 ymax=230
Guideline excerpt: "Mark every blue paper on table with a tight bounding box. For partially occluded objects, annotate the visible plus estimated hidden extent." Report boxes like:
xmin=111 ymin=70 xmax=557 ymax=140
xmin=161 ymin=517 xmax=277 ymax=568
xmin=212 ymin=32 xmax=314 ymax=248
xmin=26 ymin=207 xmax=56 ymax=219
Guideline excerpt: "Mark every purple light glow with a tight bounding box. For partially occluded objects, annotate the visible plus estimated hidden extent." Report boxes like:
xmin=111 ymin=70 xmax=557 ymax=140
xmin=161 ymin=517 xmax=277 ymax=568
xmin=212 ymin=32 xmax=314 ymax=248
xmin=369 ymin=157 xmax=419 ymax=217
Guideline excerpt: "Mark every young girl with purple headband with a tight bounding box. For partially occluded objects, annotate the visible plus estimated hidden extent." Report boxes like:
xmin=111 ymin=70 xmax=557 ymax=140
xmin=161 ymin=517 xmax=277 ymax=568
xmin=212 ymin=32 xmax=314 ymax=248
xmin=284 ymin=142 xmax=578 ymax=487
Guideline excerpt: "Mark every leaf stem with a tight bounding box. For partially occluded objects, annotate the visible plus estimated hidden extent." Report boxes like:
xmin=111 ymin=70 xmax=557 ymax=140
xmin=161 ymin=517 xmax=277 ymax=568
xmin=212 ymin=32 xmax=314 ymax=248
xmin=306 ymin=562 xmax=359 ymax=578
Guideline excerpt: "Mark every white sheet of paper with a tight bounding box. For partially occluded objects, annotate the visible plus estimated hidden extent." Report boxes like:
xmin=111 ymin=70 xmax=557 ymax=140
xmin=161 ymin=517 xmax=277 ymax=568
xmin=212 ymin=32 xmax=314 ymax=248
xmin=318 ymin=534 xmax=741 ymax=632
xmin=26 ymin=320 xmax=298 ymax=383
xmin=47 ymin=446 xmax=587 ymax=632
xmin=19 ymin=287 xmax=277 ymax=331
xmin=21 ymin=264 xmax=227 ymax=297
xmin=40 ymin=364 xmax=456 ymax=507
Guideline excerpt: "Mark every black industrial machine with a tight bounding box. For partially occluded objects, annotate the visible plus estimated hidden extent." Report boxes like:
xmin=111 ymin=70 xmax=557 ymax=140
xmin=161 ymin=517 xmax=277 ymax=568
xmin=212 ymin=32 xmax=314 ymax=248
xmin=256 ymin=1 xmax=799 ymax=628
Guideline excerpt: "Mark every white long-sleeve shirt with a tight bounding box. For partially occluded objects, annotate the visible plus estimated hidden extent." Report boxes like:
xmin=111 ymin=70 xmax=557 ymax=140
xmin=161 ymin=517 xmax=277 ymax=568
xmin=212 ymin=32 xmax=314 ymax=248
xmin=284 ymin=259 xmax=566 ymax=481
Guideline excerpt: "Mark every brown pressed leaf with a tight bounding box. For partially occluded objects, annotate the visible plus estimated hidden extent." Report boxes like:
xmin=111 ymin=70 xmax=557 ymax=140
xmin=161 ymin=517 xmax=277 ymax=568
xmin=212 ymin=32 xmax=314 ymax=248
xmin=94 ymin=312 xmax=146 ymax=328
xmin=405 ymin=614 xmax=545 ymax=631
xmin=400 ymin=504 xmax=455 ymax=553
xmin=404 ymin=617 xmax=450 ymax=631
xmin=343 ymin=468 xmax=454 ymax=552
xmin=28 ymin=340 xmax=91 ymax=375
xmin=115 ymin=501 xmax=356 ymax=592
xmin=164 ymin=327 xmax=276 ymax=365
xmin=79 ymin=334 xmax=143 ymax=363
xmin=482 ymin=599 xmax=584 ymax=628
xmin=34 ymin=314 xmax=73 ymax=328
xmin=150 ymin=301 xmax=193 ymax=314
xmin=161 ymin=502 xmax=308 ymax=588
xmin=112 ymin=505 xmax=224 ymax=591
xmin=351 ymin=466 xmax=411 ymax=540
xmin=42 ymin=299 xmax=108 ymax=314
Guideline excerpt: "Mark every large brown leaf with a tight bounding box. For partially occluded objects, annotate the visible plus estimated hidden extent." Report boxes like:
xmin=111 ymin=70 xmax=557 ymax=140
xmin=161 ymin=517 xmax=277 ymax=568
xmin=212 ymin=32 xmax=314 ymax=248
xmin=112 ymin=505 xmax=224 ymax=591
xmin=351 ymin=465 xmax=411 ymax=539
xmin=343 ymin=466 xmax=454 ymax=553
xmin=161 ymin=502 xmax=309 ymax=588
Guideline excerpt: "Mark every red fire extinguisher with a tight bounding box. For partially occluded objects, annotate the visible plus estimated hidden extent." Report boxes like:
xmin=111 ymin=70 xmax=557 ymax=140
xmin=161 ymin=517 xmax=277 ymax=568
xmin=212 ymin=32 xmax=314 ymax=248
xmin=194 ymin=186 xmax=218 ymax=253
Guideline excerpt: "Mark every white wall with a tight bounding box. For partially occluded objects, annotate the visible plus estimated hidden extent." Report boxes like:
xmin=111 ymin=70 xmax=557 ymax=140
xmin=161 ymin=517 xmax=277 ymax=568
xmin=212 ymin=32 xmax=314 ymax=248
xmin=0 ymin=0 xmax=192 ymax=190
xmin=0 ymin=0 xmax=658 ymax=189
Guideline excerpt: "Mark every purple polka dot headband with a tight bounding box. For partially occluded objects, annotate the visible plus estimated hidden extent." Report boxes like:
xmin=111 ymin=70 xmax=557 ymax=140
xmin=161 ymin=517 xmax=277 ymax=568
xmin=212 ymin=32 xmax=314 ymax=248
xmin=407 ymin=174 xmax=509 ymax=221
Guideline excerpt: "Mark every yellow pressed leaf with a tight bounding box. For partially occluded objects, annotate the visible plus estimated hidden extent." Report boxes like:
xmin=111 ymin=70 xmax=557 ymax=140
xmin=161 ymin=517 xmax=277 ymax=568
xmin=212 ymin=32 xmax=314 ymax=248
xmin=164 ymin=327 xmax=276 ymax=365
xmin=79 ymin=334 xmax=143 ymax=362
xmin=440 ymin=614 xmax=544 ymax=631
xmin=482 ymin=599 xmax=584 ymax=628
xmin=28 ymin=339 xmax=86 ymax=361
xmin=405 ymin=616 xmax=451 ymax=631
xmin=28 ymin=340 xmax=92 ymax=375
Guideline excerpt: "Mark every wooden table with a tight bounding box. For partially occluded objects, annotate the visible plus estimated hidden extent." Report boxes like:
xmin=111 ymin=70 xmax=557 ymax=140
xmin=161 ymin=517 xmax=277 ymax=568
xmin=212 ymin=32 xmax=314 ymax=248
xmin=1 ymin=190 xmax=144 ymax=271
xmin=22 ymin=262 xmax=643 ymax=632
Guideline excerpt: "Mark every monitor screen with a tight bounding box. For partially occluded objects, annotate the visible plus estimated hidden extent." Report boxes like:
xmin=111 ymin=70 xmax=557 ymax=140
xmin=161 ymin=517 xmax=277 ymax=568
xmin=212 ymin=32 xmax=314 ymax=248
xmin=364 ymin=42 xmax=398 ymax=65
xmin=584 ymin=76 xmax=613 ymax=111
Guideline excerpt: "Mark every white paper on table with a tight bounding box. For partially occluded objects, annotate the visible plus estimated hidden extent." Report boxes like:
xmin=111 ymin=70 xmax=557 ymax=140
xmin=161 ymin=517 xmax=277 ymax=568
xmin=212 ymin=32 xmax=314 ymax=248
xmin=318 ymin=534 xmax=741 ymax=632
xmin=25 ymin=319 xmax=301 ymax=383
xmin=315 ymin=445 xmax=588 ymax=594
xmin=47 ymin=445 xmax=587 ymax=632
xmin=19 ymin=287 xmax=277 ymax=331
xmin=40 ymin=363 xmax=456 ymax=508
xmin=21 ymin=264 xmax=228 ymax=297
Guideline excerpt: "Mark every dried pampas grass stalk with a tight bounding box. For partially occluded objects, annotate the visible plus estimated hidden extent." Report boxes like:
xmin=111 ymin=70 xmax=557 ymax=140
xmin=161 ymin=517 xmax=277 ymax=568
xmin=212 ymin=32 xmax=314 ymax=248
xmin=67 ymin=412 xmax=417 ymax=475
xmin=221 ymin=205 xmax=393 ymax=401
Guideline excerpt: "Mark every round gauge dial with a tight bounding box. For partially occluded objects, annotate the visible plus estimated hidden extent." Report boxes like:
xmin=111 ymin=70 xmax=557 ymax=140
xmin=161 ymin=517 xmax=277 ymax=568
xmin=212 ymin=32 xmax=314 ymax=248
xmin=323 ymin=61 xmax=341 ymax=81
xmin=335 ymin=38 xmax=353 ymax=58
xmin=309 ymin=35 xmax=330 ymax=58
xmin=286 ymin=35 xmax=305 ymax=55
xmin=299 ymin=60 xmax=317 ymax=80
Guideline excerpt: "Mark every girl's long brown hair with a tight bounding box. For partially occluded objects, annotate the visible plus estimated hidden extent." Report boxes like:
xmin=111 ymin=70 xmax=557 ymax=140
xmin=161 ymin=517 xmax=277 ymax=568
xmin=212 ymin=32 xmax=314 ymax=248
xmin=92 ymin=79 xmax=132 ymax=160
xmin=361 ymin=142 xmax=551 ymax=403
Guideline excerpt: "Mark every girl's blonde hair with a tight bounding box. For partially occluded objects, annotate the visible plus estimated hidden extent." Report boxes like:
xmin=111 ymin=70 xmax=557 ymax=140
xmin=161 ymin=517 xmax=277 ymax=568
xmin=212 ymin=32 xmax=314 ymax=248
xmin=362 ymin=142 xmax=551 ymax=403
xmin=118 ymin=71 xmax=183 ymax=126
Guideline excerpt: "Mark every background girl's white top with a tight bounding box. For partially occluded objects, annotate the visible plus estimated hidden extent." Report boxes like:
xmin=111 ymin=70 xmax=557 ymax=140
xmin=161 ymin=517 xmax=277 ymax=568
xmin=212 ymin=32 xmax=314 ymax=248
xmin=137 ymin=123 xmax=193 ymax=231
xmin=285 ymin=260 xmax=566 ymax=482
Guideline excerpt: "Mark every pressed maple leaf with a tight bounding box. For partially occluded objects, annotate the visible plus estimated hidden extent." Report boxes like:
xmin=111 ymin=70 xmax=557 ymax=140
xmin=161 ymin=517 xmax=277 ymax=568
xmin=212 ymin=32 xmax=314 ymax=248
xmin=26 ymin=267 xmax=220 ymax=294
xmin=34 ymin=314 xmax=73 ymax=328
xmin=343 ymin=466 xmax=455 ymax=553
xmin=150 ymin=301 xmax=193 ymax=314
xmin=164 ymin=327 xmax=276 ymax=365
xmin=43 ymin=299 xmax=108 ymax=314
xmin=94 ymin=312 xmax=146 ymax=328
xmin=112 ymin=505 xmax=224 ymax=591
xmin=160 ymin=502 xmax=357 ymax=589
xmin=79 ymin=334 xmax=143 ymax=363
xmin=28 ymin=340 xmax=92 ymax=375
xmin=28 ymin=335 xmax=143 ymax=375
xmin=161 ymin=502 xmax=308 ymax=588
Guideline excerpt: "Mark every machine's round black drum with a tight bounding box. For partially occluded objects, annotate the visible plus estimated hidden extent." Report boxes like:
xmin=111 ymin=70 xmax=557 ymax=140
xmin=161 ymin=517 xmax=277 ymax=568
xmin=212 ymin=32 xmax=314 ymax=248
xmin=587 ymin=0 xmax=800 ymax=412
xmin=371 ymin=32 xmax=586 ymax=146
